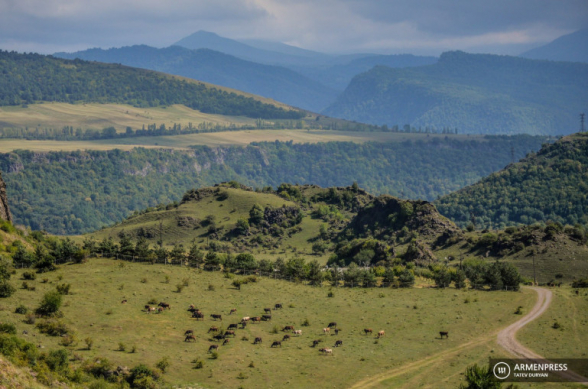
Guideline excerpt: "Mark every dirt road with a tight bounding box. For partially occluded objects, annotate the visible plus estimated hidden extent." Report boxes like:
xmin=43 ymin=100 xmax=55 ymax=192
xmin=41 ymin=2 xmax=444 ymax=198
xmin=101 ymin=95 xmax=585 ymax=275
xmin=349 ymin=287 xmax=587 ymax=388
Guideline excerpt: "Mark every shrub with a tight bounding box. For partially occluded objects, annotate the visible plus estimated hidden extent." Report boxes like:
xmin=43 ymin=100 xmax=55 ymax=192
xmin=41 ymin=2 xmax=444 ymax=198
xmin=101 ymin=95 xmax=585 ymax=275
xmin=156 ymin=356 xmax=170 ymax=373
xmin=270 ymin=325 xmax=279 ymax=334
xmin=0 ymin=323 xmax=17 ymax=334
xmin=176 ymin=283 xmax=185 ymax=293
xmin=209 ymin=351 xmax=219 ymax=359
xmin=572 ymin=278 xmax=588 ymax=288
xmin=84 ymin=337 xmax=93 ymax=350
xmin=0 ymin=282 xmax=16 ymax=297
xmin=36 ymin=291 xmax=62 ymax=315
xmin=22 ymin=271 xmax=36 ymax=280
xmin=131 ymin=345 xmax=137 ymax=353
xmin=24 ymin=314 xmax=36 ymax=324
xmin=36 ymin=320 xmax=70 ymax=336
xmin=56 ymin=283 xmax=71 ymax=295
xmin=140 ymin=278 xmax=147 ymax=283
xmin=164 ymin=275 xmax=170 ymax=284
xmin=193 ymin=359 xmax=204 ymax=369
xmin=514 ymin=306 xmax=523 ymax=315
xmin=60 ymin=333 xmax=77 ymax=347
xmin=208 ymin=284 xmax=215 ymax=291
xmin=45 ymin=349 xmax=69 ymax=372
xmin=327 ymin=290 xmax=335 ymax=298
xmin=237 ymin=372 xmax=248 ymax=379
xmin=301 ymin=318 xmax=310 ymax=327
xmin=15 ymin=305 xmax=28 ymax=314
xmin=147 ymin=298 xmax=158 ymax=305
xmin=552 ymin=321 xmax=561 ymax=329
xmin=118 ymin=342 xmax=126 ymax=351
xmin=181 ymin=278 xmax=189 ymax=287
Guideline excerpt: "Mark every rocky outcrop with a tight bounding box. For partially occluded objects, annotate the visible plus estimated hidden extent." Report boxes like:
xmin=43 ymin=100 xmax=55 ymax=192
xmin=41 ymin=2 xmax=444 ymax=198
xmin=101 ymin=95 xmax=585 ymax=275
xmin=0 ymin=171 xmax=12 ymax=223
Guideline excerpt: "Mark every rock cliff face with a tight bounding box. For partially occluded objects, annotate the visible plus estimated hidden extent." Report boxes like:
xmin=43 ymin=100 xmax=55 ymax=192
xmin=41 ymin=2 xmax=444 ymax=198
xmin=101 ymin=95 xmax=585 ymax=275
xmin=0 ymin=171 xmax=11 ymax=223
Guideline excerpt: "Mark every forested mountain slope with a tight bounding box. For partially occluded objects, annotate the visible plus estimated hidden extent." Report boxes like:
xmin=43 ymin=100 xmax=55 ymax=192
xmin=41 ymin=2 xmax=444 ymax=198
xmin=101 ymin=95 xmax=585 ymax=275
xmin=435 ymin=132 xmax=588 ymax=229
xmin=520 ymin=28 xmax=588 ymax=63
xmin=1 ymin=135 xmax=549 ymax=234
xmin=0 ymin=50 xmax=303 ymax=119
xmin=54 ymin=45 xmax=338 ymax=112
xmin=323 ymin=51 xmax=588 ymax=135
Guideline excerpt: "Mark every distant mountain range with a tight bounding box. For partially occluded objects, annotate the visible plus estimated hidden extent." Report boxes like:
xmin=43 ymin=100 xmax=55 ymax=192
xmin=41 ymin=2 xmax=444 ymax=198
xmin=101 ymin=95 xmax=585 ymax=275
xmin=323 ymin=51 xmax=588 ymax=135
xmin=55 ymin=45 xmax=338 ymax=112
xmin=520 ymin=28 xmax=588 ymax=63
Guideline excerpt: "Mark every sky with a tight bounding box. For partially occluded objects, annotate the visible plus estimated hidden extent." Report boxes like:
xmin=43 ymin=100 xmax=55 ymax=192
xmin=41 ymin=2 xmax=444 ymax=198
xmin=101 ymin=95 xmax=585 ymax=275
xmin=0 ymin=0 xmax=587 ymax=56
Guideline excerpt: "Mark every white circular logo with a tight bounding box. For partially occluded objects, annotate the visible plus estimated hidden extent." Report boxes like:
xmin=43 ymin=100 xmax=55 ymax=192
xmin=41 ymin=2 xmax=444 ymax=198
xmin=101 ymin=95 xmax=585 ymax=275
xmin=493 ymin=362 xmax=511 ymax=380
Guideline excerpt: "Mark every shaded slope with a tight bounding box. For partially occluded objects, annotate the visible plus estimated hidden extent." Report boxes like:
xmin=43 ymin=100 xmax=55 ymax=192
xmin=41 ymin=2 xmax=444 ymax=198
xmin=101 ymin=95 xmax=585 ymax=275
xmin=520 ymin=28 xmax=588 ymax=63
xmin=323 ymin=51 xmax=588 ymax=135
xmin=55 ymin=45 xmax=338 ymax=112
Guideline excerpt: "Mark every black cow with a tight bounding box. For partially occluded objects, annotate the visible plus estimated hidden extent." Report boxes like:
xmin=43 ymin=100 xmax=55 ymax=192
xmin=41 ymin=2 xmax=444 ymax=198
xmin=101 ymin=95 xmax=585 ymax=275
xmin=254 ymin=337 xmax=262 ymax=344
xmin=271 ymin=341 xmax=281 ymax=348
xmin=335 ymin=340 xmax=343 ymax=347
xmin=211 ymin=314 xmax=222 ymax=321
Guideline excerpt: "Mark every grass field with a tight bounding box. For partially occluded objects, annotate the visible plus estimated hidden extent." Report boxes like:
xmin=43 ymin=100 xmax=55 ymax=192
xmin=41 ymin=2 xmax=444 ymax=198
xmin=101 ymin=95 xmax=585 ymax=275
xmin=0 ymin=258 xmax=548 ymax=389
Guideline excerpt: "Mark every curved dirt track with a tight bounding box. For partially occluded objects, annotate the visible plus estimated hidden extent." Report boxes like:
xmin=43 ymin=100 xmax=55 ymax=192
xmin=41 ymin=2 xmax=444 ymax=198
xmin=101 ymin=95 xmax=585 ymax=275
xmin=498 ymin=287 xmax=588 ymax=385
xmin=350 ymin=287 xmax=587 ymax=388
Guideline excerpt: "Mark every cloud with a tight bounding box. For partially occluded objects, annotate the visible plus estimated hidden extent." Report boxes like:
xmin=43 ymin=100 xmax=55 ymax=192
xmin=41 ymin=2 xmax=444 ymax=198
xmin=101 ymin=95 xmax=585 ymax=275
xmin=0 ymin=0 xmax=586 ymax=55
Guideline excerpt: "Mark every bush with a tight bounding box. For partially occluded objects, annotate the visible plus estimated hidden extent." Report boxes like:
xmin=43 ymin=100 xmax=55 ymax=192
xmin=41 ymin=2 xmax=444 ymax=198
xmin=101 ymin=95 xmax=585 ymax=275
xmin=572 ymin=278 xmax=588 ymax=288
xmin=56 ymin=283 xmax=71 ymax=295
xmin=36 ymin=320 xmax=71 ymax=336
xmin=45 ymin=349 xmax=69 ymax=372
xmin=22 ymin=271 xmax=36 ymax=280
xmin=84 ymin=337 xmax=93 ymax=350
xmin=36 ymin=290 xmax=63 ymax=315
xmin=0 ymin=323 xmax=17 ymax=334
xmin=118 ymin=342 xmax=126 ymax=351
xmin=15 ymin=305 xmax=28 ymax=314
xmin=193 ymin=359 xmax=204 ymax=369
xmin=24 ymin=314 xmax=36 ymax=325
xmin=327 ymin=290 xmax=335 ymax=298
xmin=60 ymin=333 xmax=77 ymax=347
xmin=176 ymin=283 xmax=185 ymax=293
xmin=514 ymin=306 xmax=523 ymax=315
xmin=147 ymin=298 xmax=158 ymax=305
xmin=156 ymin=356 xmax=170 ymax=373
xmin=0 ymin=282 xmax=16 ymax=298
xmin=552 ymin=321 xmax=561 ymax=329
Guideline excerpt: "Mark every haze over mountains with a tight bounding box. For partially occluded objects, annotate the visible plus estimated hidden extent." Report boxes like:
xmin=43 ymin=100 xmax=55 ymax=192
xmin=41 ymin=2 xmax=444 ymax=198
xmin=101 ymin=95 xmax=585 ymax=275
xmin=520 ymin=28 xmax=588 ymax=63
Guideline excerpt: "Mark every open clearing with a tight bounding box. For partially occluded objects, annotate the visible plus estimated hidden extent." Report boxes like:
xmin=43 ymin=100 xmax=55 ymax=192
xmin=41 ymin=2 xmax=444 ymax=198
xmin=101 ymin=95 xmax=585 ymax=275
xmin=0 ymin=258 xmax=547 ymax=389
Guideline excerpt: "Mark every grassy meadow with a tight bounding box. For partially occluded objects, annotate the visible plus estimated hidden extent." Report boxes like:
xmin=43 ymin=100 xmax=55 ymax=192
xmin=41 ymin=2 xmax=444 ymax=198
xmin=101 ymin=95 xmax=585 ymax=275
xmin=0 ymin=258 xmax=551 ymax=389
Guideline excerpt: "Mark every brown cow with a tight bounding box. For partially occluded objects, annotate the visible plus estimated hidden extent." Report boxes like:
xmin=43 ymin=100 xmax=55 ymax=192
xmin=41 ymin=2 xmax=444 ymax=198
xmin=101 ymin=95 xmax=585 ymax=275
xmin=253 ymin=337 xmax=262 ymax=344
xmin=184 ymin=334 xmax=196 ymax=342
xmin=157 ymin=307 xmax=164 ymax=314
xmin=210 ymin=314 xmax=222 ymax=321
xmin=208 ymin=344 xmax=219 ymax=353
xmin=222 ymin=339 xmax=230 ymax=346
xmin=323 ymin=328 xmax=330 ymax=335
xmin=192 ymin=312 xmax=204 ymax=320
xmin=229 ymin=308 xmax=237 ymax=315
xmin=282 ymin=334 xmax=291 ymax=341
xmin=363 ymin=328 xmax=372 ymax=335
xmin=440 ymin=331 xmax=449 ymax=339
xmin=208 ymin=326 xmax=219 ymax=333
xmin=184 ymin=330 xmax=194 ymax=336
xmin=377 ymin=330 xmax=385 ymax=338
xmin=271 ymin=341 xmax=281 ymax=347
xmin=224 ymin=330 xmax=235 ymax=338
xmin=121 ymin=299 xmax=127 ymax=304
xmin=319 ymin=347 xmax=333 ymax=355
xmin=282 ymin=325 xmax=295 ymax=331
xmin=251 ymin=316 xmax=261 ymax=323
xmin=158 ymin=302 xmax=170 ymax=310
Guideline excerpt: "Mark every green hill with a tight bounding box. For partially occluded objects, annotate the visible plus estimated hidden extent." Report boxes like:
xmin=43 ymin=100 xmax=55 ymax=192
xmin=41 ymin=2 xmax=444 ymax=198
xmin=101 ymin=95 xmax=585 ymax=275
xmin=435 ymin=132 xmax=588 ymax=229
xmin=1 ymin=135 xmax=549 ymax=234
xmin=0 ymin=50 xmax=303 ymax=120
xmin=323 ymin=51 xmax=588 ymax=135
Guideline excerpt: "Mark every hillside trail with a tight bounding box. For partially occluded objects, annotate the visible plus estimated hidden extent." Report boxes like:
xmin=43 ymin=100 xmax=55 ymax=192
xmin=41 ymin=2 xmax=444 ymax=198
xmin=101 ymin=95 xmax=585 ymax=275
xmin=349 ymin=287 xmax=587 ymax=389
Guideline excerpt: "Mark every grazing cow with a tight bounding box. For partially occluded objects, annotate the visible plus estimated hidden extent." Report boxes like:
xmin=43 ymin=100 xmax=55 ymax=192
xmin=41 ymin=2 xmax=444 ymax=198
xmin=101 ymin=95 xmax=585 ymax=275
xmin=439 ymin=331 xmax=449 ymax=339
xmin=334 ymin=328 xmax=341 ymax=335
xmin=312 ymin=339 xmax=321 ymax=347
xmin=254 ymin=337 xmax=262 ymax=344
xmin=184 ymin=334 xmax=196 ymax=342
xmin=213 ymin=334 xmax=224 ymax=342
xmin=240 ymin=322 xmax=247 ymax=329
xmin=282 ymin=325 xmax=295 ymax=331
xmin=223 ymin=339 xmax=230 ymax=346
xmin=323 ymin=328 xmax=330 ymax=335
xmin=158 ymin=302 xmax=170 ymax=310
xmin=378 ymin=330 xmax=385 ymax=338
xmin=210 ymin=314 xmax=222 ymax=321
xmin=224 ymin=330 xmax=235 ymax=338
xmin=251 ymin=316 xmax=261 ymax=323
xmin=282 ymin=334 xmax=291 ymax=341
xmin=227 ymin=323 xmax=239 ymax=330
xmin=293 ymin=330 xmax=302 ymax=336
xmin=184 ymin=330 xmax=194 ymax=336
xmin=271 ymin=341 xmax=282 ymax=348
xmin=144 ymin=305 xmax=150 ymax=311
xmin=148 ymin=306 xmax=156 ymax=313
xmin=335 ymin=340 xmax=342 ymax=347
xmin=187 ymin=307 xmax=199 ymax=313
xmin=264 ymin=308 xmax=272 ymax=314
xmin=208 ymin=344 xmax=219 ymax=353
xmin=229 ymin=308 xmax=237 ymax=315
xmin=363 ymin=328 xmax=372 ymax=335
xmin=192 ymin=312 xmax=204 ymax=320
xmin=241 ymin=317 xmax=250 ymax=322
xmin=262 ymin=314 xmax=272 ymax=321
xmin=319 ymin=348 xmax=333 ymax=355
xmin=208 ymin=326 xmax=219 ymax=333
xmin=274 ymin=303 xmax=283 ymax=310
xmin=327 ymin=322 xmax=337 ymax=328
xmin=157 ymin=307 xmax=164 ymax=314
xmin=121 ymin=299 xmax=127 ymax=304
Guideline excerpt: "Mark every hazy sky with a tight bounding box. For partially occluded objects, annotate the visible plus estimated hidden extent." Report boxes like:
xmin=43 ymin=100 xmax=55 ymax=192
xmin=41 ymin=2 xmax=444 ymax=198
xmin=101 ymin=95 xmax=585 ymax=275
xmin=1 ymin=0 xmax=587 ymax=55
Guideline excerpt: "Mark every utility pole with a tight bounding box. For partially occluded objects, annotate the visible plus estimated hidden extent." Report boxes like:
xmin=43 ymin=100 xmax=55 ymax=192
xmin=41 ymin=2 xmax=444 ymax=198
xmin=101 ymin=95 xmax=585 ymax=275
xmin=581 ymin=113 xmax=585 ymax=133
xmin=532 ymin=255 xmax=537 ymax=286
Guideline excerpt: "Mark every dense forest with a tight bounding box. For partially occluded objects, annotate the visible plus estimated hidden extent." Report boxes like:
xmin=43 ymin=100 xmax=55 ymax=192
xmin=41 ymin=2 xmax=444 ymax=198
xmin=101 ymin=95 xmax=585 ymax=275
xmin=0 ymin=50 xmax=303 ymax=119
xmin=0 ymin=135 xmax=549 ymax=234
xmin=323 ymin=51 xmax=588 ymax=135
xmin=435 ymin=133 xmax=588 ymax=229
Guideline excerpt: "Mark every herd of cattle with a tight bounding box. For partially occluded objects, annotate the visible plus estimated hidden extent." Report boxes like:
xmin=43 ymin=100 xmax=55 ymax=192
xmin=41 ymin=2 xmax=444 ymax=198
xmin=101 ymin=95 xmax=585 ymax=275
xmin=141 ymin=301 xmax=449 ymax=357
